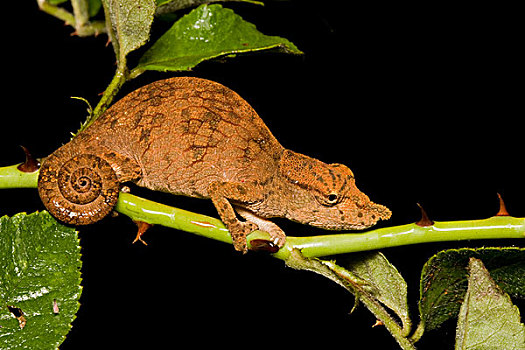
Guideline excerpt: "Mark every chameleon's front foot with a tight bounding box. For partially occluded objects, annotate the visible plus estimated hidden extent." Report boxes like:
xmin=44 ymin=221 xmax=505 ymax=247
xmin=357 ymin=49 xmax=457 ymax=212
xmin=230 ymin=221 xmax=258 ymax=253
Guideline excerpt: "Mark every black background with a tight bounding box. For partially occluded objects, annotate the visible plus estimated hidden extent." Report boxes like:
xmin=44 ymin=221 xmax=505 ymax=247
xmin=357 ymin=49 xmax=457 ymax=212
xmin=2 ymin=1 xmax=523 ymax=349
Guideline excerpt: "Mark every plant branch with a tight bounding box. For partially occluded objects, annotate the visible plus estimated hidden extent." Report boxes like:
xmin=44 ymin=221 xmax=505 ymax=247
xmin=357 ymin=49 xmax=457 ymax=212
xmin=76 ymin=64 xmax=128 ymax=135
xmin=0 ymin=164 xmax=39 ymax=189
xmin=1 ymin=164 xmax=523 ymax=260
xmin=37 ymin=0 xmax=106 ymax=36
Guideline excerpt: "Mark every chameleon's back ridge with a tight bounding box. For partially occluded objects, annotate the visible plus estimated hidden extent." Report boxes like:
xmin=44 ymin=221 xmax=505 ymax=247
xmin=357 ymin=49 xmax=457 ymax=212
xmin=38 ymin=77 xmax=391 ymax=253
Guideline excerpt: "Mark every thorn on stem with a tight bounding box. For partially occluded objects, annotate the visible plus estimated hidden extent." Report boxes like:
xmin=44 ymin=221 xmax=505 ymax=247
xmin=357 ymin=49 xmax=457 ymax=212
xmin=372 ymin=319 xmax=384 ymax=328
xmin=495 ymin=193 xmax=510 ymax=217
xmin=415 ymin=203 xmax=434 ymax=227
xmin=348 ymin=294 xmax=360 ymax=315
xmin=132 ymin=220 xmax=153 ymax=246
xmin=17 ymin=146 xmax=40 ymax=173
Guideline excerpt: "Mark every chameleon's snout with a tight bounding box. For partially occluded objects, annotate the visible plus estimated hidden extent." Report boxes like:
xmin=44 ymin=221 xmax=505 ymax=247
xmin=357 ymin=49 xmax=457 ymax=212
xmin=343 ymin=193 xmax=392 ymax=229
xmin=361 ymin=201 xmax=392 ymax=225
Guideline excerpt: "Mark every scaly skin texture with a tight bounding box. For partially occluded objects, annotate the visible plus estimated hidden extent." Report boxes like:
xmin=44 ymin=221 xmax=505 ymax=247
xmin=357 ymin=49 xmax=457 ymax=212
xmin=38 ymin=77 xmax=391 ymax=252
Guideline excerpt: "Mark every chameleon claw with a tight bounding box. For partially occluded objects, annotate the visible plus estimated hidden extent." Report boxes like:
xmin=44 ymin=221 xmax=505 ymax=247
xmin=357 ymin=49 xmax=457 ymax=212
xmin=132 ymin=220 xmax=153 ymax=246
xmin=249 ymin=239 xmax=280 ymax=253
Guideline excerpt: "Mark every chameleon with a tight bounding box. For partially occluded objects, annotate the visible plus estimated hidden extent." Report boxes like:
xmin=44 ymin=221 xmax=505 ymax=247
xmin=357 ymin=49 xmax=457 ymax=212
xmin=38 ymin=77 xmax=391 ymax=253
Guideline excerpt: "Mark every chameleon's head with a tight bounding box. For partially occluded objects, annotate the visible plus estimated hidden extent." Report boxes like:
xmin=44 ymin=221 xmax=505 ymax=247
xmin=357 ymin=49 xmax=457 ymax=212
xmin=278 ymin=150 xmax=391 ymax=230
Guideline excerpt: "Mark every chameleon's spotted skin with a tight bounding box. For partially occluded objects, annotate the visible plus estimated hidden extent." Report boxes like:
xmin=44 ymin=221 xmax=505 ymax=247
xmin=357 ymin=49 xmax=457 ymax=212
xmin=38 ymin=77 xmax=391 ymax=252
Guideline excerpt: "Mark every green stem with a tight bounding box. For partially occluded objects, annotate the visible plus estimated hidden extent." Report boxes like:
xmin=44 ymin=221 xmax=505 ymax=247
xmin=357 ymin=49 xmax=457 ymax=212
xmin=289 ymin=217 xmax=525 ymax=259
xmin=0 ymin=164 xmax=38 ymax=189
xmin=37 ymin=0 xmax=75 ymax=24
xmin=71 ymin=0 xmax=90 ymax=34
xmin=77 ymin=65 xmax=128 ymax=135
xmin=37 ymin=0 xmax=106 ymax=36
xmin=1 ymin=164 xmax=523 ymax=260
xmin=409 ymin=322 xmax=425 ymax=343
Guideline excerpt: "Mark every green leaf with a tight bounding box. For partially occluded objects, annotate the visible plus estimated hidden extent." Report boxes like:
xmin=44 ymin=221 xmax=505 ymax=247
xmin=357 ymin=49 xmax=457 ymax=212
xmin=455 ymin=258 xmax=525 ymax=350
xmin=136 ymin=4 xmax=302 ymax=72
xmin=88 ymin=0 xmax=103 ymax=18
xmin=155 ymin=0 xmax=262 ymax=8
xmin=419 ymin=247 xmax=525 ymax=333
xmin=155 ymin=0 xmax=264 ymax=15
xmin=103 ymin=0 xmax=156 ymax=63
xmin=285 ymin=250 xmax=416 ymax=349
xmin=0 ymin=212 xmax=82 ymax=350
xmin=337 ymin=252 xmax=411 ymax=335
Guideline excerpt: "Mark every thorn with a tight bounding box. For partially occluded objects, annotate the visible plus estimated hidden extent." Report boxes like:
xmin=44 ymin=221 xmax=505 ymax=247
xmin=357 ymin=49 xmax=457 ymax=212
xmin=495 ymin=193 xmax=510 ymax=216
xmin=70 ymin=30 xmax=79 ymax=37
xmin=349 ymin=294 xmax=360 ymax=315
xmin=415 ymin=203 xmax=434 ymax=227
xmin=132 ymin=220 xmax=153 ymax=246
xmin=17 ymin=146 xmax=40 ymax=173
xmin=372 ymin=319 xmax=384 ymax=328
xmin=105 ymin=37 xmax=112 ymax=47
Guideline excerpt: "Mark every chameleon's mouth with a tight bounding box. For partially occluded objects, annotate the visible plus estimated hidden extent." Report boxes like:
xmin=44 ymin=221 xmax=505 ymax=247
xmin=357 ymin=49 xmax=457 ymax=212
xmin=309 ymin=220 xmax=373 ymax=231
xmin=308 ymin=203 xmax=392 ymax=231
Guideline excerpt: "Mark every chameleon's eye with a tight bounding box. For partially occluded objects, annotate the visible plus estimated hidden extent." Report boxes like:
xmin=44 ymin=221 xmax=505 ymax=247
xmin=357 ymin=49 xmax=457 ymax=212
xmin=327 ymin=193 xmax=338 ymax=205
xmin=315 ymin=192 xmax=339 ymax=206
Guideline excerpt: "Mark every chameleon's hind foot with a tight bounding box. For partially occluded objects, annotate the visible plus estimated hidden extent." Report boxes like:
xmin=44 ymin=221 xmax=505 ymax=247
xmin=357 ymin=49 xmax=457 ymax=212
xmin=235 ymin=207 xmax=286 ymax=252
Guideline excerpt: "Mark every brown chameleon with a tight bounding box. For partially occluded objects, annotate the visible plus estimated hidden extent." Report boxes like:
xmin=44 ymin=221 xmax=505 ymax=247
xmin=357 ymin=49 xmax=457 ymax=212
xmin=38 ymin=77 xmax=391 ymax=253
